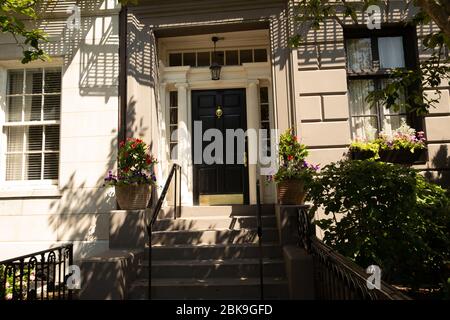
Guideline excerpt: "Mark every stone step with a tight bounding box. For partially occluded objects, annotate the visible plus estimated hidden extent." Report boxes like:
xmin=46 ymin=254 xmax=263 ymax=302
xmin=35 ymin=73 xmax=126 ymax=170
xmin=159 ymin=205 xmax=275 ymax=219
xmin=148 ymin=243 xmax=283 ymax=260
xmin=137 ymin=258 xmax=285 ymax=279
xmin=128 ymin=277 xmax=289 ymax=300
xmin=153 ymin=215 xmax=277 ymax=231
xmin=151 ymin=228 xmax=278 ymax=245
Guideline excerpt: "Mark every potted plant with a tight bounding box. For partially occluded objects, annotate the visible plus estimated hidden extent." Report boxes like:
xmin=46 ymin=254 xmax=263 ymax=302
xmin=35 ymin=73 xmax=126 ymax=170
xmin=377 ymin=122 xmax=427 ymax=164
xmin=273 ymin=129 xmax=319 ymax=205
xmin=104 ymin=138 xmax=158 ymax=210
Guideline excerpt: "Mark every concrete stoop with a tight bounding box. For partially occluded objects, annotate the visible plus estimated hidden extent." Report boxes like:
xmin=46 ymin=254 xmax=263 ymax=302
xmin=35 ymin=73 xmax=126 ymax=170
xmin=79 ymin=205 xmax=313 ymax=300
xmin=79 ymin=209 xmax=148 ymax=300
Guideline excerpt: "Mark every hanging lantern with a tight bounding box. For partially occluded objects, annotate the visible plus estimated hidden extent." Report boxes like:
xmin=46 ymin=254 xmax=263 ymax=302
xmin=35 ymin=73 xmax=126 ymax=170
xmin=210 ymin=36 xmax=222 ymax=81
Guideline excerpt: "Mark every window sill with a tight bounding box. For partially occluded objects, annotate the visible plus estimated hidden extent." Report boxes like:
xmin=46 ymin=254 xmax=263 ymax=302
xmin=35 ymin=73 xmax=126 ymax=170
xmin=0 ymin=188 xmax=62 ymax=199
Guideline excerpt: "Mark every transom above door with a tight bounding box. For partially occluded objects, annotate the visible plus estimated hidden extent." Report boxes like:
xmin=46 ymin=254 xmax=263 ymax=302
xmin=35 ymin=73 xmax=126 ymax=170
xmin=192 ymin=89 xmax=249 ymax=205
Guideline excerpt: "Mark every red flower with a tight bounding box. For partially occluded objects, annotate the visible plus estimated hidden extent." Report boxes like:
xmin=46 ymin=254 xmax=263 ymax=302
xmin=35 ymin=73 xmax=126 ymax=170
xmin=119 ymin=141 xmax=125 ymax=148
xmin=136 ymin=139 xmax=143 ymax=143
xmin=293 ymin=136 xmax=298 ymax=141
xmin=132 ymin=143 xmax=138 ymax=149
xmin=123 ymin=167 xmax=129 ymax=173
xmin=146 ymin=154 xmax=152 ymax=165
xmin=288 ymin=155 xmax=294 ymax=161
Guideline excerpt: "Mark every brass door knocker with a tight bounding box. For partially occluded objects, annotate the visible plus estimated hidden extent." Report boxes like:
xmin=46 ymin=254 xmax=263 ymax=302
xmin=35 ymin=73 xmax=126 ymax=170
xmin=215 ymin=106 xmax=223 ymax=119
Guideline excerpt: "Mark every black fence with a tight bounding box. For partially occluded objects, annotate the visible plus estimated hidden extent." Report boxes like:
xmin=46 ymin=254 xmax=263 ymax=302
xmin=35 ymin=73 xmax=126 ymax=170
xmin=0 ymin=244 xmax=74 ymax=300
xmin=297 ymin=206 xmax=410 ymax=300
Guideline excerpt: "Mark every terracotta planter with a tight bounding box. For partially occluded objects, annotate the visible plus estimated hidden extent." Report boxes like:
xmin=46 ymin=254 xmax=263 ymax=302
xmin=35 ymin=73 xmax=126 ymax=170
xmin=115 ymin=184 xmax=152 ymax=210
xmin=379 ymin=149 xmax=424 ymax=164
xmin=277 ymin=180 xmax=307 ymax=205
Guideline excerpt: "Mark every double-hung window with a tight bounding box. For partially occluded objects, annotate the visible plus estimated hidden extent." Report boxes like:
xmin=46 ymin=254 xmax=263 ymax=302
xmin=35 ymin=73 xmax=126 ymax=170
xmin=345 ymin=26 xmax=419 ymax=140
xmin=3 ymin=68 xmax=61 ymax=183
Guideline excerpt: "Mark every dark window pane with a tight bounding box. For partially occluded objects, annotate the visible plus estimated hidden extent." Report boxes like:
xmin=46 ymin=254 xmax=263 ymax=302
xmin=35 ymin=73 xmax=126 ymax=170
xmin=44 ymin=70 xmax=61 ymax=93
xmin=26 ymin=69 xmax=43 ymax=94
xmin=254 ymin=49 xmax=267 ymax=62
xmin=225 ymin=50 xmax=238 ymax=65
xmin=24 ymin=95 xmax=42 ymax=121
xmin=260 ymin=104 xmax=269 ymax=121
xmin=45 ymin=125 xmax=60 ymax=151
xmin=44 ymin=153 xmax=59 ymax=180
xmin=8 ymin=71 xmax=24 ymax=95
xmin=197 ymin=52 xmax=210 ymax=67
xmin=28 ymin=126 xmax=43 ymax=151
xmin=26 ymin=153 xmax=42 ymax=180
xmin=240 ymin=50 xmax=253 ymax=63
xmin=43 ymin=95 xmax=61 ymax=120
xmin=170 ymin=91 xmax=178 ymax=107
xmin=169 ymin=53 xmax=182 ymax=66
xmin=261 ymin=121 xmax=270 ymax=131
xmin=212 ymin=51 xmax=224 ymax=65
xmin=183 ymin=52 xmax=196 ymax=67
xmin=170 ymin=108 xmax=178 ymax=124
xmin=260 ymin=87 xmax=269 ymax=104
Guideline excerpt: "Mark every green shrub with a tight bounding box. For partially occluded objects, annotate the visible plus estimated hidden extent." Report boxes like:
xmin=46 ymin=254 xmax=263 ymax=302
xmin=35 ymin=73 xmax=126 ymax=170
xmin=309 ymin=159 xmax=450 ymax=293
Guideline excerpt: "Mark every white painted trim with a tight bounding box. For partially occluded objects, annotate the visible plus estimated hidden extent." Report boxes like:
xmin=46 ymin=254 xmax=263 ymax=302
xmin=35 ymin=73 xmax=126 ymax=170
xmin=0 ymin=64 xmax=63 ymax=191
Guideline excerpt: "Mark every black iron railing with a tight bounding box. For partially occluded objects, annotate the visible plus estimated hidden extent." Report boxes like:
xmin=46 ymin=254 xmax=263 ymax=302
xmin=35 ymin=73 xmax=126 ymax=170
xmin=256 ymin=180 xmax=264 ymax=300
xmin=0 ymin=244 xmax=74 ymax=300
xmin=297 ymin=206 xmax=410 ymax=300
xmin=147 ymin=163 xmax=181 ymax=299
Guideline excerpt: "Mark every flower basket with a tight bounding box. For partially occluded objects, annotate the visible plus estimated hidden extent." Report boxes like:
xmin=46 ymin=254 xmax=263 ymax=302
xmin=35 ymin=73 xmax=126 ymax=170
xmin=379 ymin=148 xmax=424 ymax=164
xmin=115 ymin=184 xmax=152 ymax=210
xmin=277 ymin=180 xmax=307 ymax=205
xmin=104 ymin=138 xmax=158 ymax=209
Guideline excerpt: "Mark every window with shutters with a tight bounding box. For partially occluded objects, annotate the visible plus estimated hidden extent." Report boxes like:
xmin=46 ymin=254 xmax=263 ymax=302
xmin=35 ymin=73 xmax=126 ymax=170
xmin=3 ymin=68 xmax=61 ymax=183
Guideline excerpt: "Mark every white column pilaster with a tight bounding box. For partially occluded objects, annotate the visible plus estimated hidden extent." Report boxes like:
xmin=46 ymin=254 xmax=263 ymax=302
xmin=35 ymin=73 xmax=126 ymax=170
xmin=158 ymin=83 xmax=168 ymax=184
xmin=175 ymin=82 xmax=191 ymax=204
xmin=246 ymin=80 xmax=260 ymax=205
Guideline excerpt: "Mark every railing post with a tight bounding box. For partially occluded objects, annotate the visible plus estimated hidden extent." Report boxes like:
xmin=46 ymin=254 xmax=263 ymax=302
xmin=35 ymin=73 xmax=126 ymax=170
xmin=178 ymin=166 xmax=182 ymax=217
xmin=146 ymin=164 xmax=182 ymax=300
xmin=147 ymin=224 xmax=152 ymax=300
xmin=68 ymin=244 xmax=73 ymax=300
xmin=174 ymin=165 xmax=178 ymax=220
xmin=256 ymin=180 xmax=264 ymax=300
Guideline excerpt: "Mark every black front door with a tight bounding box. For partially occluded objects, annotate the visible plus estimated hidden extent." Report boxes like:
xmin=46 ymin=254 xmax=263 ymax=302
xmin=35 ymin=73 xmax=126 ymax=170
xmin=192 ymin=89 xmax=249 ymax=205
